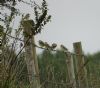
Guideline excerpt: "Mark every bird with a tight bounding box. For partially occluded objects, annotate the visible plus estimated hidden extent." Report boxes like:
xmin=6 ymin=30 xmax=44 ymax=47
xmin=44 ymin=42 xmax=51 ymax=49
xmin=22 ymin=20 xmax=35 ymax=37
xmin=51 ymin=43 xmax=57 ymax=50
xmin=38 ymin=40 xmax=45 ymax=47
xmin=60 ymin=45 xmax=68 ymax=52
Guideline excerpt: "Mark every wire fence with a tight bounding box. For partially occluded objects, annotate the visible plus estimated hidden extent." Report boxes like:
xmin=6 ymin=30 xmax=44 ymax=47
xmin=0 ymin=32 xmax=100 ymax=88
xmin=0 ymin=1 xmax=100 ymax=87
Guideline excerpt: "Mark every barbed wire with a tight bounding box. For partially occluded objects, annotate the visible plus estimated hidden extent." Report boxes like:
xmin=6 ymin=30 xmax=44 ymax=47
xmin=0 ymin=1 xmax=92 ymax=88
xmin=0 ymin=0 xmax=50 ymax=74
xmin=1 ymin=35 xmax=91 ymax=88
xmin=76 ymin=58 xmax=89 ymax=79
xmin=3 ymin=33 xmax=85 ymax=57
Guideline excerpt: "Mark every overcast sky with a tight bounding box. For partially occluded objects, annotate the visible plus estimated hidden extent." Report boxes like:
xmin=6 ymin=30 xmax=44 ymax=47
xmin=11 ymin=0 xmax=100 ymax=53
xmin=33 ymin=0 xmax=100 ymax=54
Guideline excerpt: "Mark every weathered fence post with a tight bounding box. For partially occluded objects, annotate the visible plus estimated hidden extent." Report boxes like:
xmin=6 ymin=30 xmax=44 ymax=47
xmin=73 ymin=42 xmax=88 ymax=88
xmin=23 ymin=21 xmax=40 ymax=88
xmin=65 ymin=51 xmax=76 ymax=88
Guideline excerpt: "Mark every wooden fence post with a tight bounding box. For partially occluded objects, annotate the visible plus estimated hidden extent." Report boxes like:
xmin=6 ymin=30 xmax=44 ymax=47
xmin=65 ymin=51 xmax=76 ymax=88
xmin=23 ymin=21 xmax=40 ymax=88
xmin=73 ymin=42 xmax=88 ymax=88
xmin=32 ymin=35 xmax=40 ymax=87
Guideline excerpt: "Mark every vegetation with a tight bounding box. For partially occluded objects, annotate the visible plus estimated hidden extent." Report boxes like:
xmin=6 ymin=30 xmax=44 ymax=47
xmin=0 ymin=0 xmax=51 ymax=88
xmin=38 ymin=50 xmax=100 ymax=88
xmin=1 ymin=48 xmax=100 ymax=88
xmin=0 ymin=0 xmax=100 ymax=88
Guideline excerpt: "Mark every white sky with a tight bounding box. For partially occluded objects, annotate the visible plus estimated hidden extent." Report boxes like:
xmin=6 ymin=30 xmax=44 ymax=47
xmin=1 ymin=0 xmax=99 ymax=54
xmin=35 ymin=0 xmax=100 ymax=54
